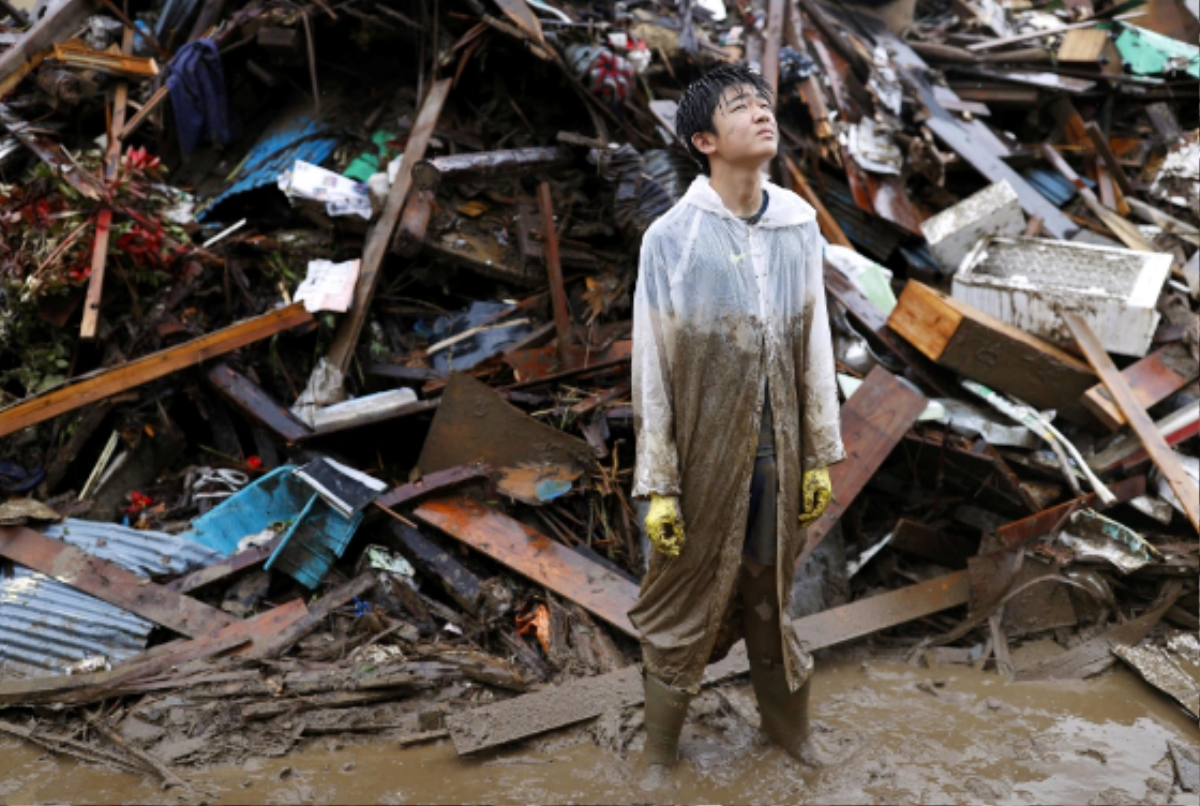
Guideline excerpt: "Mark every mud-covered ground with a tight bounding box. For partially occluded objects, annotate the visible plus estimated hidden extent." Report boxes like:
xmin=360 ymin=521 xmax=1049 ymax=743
xmin=1 ymin=644 xmax=1196 ymax=805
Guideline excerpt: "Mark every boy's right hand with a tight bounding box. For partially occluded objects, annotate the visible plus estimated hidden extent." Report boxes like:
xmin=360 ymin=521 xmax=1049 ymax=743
xmin=646 ymin=494 xmax=684 ymax=558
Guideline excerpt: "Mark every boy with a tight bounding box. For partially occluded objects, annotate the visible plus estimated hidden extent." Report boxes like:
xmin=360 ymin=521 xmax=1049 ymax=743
xmin=630 ymin=65 xmax=845 ymax=780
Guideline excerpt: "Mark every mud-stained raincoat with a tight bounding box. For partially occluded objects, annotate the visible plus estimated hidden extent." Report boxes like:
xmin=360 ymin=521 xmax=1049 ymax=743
xmin=629 ymin=175 xmax=845 ymax=693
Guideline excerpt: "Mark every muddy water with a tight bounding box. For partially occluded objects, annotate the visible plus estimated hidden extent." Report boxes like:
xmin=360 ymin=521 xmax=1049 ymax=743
xmin=1 ymin=648 xmax=1195 ymax=805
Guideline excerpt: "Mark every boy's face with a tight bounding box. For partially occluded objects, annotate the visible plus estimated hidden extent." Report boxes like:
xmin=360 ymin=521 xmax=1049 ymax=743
xmin=691 ymin=83 xmax=778 ymax=171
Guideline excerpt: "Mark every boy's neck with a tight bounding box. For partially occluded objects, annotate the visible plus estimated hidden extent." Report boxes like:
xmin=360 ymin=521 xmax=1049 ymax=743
xmin=707 ymin=161 xmax=766 ymax=219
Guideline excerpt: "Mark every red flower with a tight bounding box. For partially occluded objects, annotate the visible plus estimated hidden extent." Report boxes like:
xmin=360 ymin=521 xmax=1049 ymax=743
xmin=124 ymin=489 xmax=153 ymax=514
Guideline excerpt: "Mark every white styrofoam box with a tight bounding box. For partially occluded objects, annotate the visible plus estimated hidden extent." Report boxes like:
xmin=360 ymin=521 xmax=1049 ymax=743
xmin=920 ymin=180 xmax=1025 ymax=273
xmin=951 ymin=236 xmax=1172 ymax=357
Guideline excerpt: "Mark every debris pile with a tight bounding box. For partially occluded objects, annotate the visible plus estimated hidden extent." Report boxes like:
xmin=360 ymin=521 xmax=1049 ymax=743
xmin=0 ymin=0 xmax=1195 ymax=791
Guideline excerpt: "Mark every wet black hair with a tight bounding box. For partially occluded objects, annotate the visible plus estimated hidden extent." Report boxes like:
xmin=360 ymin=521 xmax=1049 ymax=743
xmin=675 ymin=65 xmax=774 ymax=175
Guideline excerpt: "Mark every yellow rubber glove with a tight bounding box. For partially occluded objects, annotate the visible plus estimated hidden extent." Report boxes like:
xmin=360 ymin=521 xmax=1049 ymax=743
xmin=645 ymin=493 xmax=685 ymax=558
xmin=799 ymin=467 xmax=832 ymax=528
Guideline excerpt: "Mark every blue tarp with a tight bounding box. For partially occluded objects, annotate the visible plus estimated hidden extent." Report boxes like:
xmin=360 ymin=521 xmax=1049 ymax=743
xmin=199 ymin=104 xmax=340 ymax=220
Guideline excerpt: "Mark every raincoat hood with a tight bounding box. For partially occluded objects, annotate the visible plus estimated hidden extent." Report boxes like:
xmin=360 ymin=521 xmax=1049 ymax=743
xmin=679 ymin=175 xmax=816 ymax=228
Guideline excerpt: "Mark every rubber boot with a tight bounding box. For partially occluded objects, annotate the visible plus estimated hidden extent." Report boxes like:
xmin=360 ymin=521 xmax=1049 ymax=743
xmin=740 ymin=560 xmax=812 ymax=761
xmin=640 ymin=673 xmax=692 ymax=789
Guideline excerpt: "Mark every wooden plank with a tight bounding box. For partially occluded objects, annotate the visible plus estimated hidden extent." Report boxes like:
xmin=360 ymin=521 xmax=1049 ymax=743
xmin=888 ymin=281 xmax=1096 ymax=418
xmin=784 ymin=155 xmax=853 ymax=249
xmin=165 ymin=535 xmax=285 ymax=594
xmin=1040 ymin=144 xmax=1154 ymax=253
xmin=1065 ymin=313 xmax=1200 ymax=533
xmin=762 ymin=0 xmax=786 ymax=97
xmin=328 ymin=79 xmax=451 ymax=374
xmin=206 ymin=363 xmax=312 ymax=442
xmin=536 ymin=182 xmax=573 ymax=369
xmin=0 ymin=303 xmax=312 ymax=438
xmin=245 ymin=573 xmax=377 ymax=660
xmin=1088 ymin=406 xmax=1200 ymax=474
xmin=0 ymin=0 xmax=97 ymax=88
xmin=0 ymin=526 xmax=236 ymax=637
xmin=389 ymin=522 xmax=483 ymax=615
xmin=373 ymin=464 xmax=492 ymax=512
xmin=79 ymin=24 xmax=132 ymax=341
xmin=447 ymin=570 xmax=969 ymax=754
xmin=1082 ymin=343 xmax=1198 ymax=430
xmin=795 ymin=366 xmax=927 ymax=571
xmin=794 ymin=570 xmax=969 ymax=649
xmin=1084 ymin=122 xmax=1134 ymax=197
xmin=413 ymin=495 xmax=639 ymax=637
xmin=889 ymin=519 xmax=976 ymax=567
xmin=995 ymin=475 xmax=1146 ymax=548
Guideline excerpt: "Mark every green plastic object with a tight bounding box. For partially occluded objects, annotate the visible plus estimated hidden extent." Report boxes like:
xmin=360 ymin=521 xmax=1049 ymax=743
xmin=344 ymin=130 xmax=398 ymax=182
xmin=1115 ymin=25 xmax=1199 ymax=79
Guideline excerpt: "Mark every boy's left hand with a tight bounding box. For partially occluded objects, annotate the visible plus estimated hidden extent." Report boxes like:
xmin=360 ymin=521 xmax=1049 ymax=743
xmin=799 ymin=467 xmax=831 ymax=528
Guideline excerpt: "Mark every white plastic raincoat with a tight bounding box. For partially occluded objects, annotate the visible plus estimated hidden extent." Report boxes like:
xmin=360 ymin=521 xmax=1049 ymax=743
xmin=629 ymin=175 xmax=845 ymax=692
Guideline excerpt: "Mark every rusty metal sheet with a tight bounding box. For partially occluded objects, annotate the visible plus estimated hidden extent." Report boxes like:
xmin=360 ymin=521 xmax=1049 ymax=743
xmin=0 ymin=526 xmax=237 ymax=638
xmin=417 ymin=373 xmax=593 ymax=478
xmin=996 ymin=475 xmax=1146 ymax=548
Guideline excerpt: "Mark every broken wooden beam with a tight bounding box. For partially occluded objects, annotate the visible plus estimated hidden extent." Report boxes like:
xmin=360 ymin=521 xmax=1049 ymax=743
xmin=165 ymin=535 xmax=285 ymax=594
xmin=447 ymin=570 xmax=970 ymax=754
xmin=389 ymin=522 xmax=483 ymax=616
xmin=887 ymin=280 xmax=1096 ymax=419
xmin=1064 ymin=313 xmax=1200 ymax=533
xmin=206 ymin=363 xmax=313 ymax=443
xmin=536 ymin=181 xmax=574 ymax=370
xmin=889 ymin=519 xmax=976 ymax=567
xmin=372 ymin=464 xmax=492 ymax=515
xmin=1082 ymin=343 xmax=1198 ymax=430
xmin=995 ymin=475 xmax=1146 ymax=548
xmin=327 ymin=79 xmax=451 ymax=375
xmin=245 ymin=573 xmax=378 ymax=660
xmin=50 ymin=40 xmax=158 ymax=78
xmin=0 ymin=103 xmax=104 ymax=200
xmin=0 ymin=303 xmax=312 ymax=438
xmin=0 ymin=526 xmax=237 ymax=637
xmin=1039 ymin=143 xmax=1153 ymax=252
xmin=412 ymin=146 xmax=572 ymax=191
xmin=796 ymin=366 xmax=927 ymax=571
xmin=0 ymin=0 xmax=97 ymax=90
xmin=0 ymin=599 xmax=308 ymax=707
xmin=413 ymin=495 xmax=639 ymax=637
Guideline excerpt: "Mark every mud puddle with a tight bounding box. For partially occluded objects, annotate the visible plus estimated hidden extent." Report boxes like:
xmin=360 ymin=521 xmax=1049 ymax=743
xmin=1 ymin=647 xmax=1196 ymax=805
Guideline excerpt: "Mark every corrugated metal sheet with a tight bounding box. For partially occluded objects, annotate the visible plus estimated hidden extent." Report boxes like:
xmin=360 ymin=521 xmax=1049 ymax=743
xmin=1022 ymin=168 xmax=1095 ymax=208
xmin=0 ymin=520 xmax=223 ymax=679
xmin=199 ymin=100 xmax=341 ymax=219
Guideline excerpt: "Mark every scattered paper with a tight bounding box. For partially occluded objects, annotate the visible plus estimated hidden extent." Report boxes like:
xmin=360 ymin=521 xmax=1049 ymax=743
xmin=294 ymin=258 xmax=361 ymax=313
xmin=279 ymin=160 xmax=372 ymax=220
